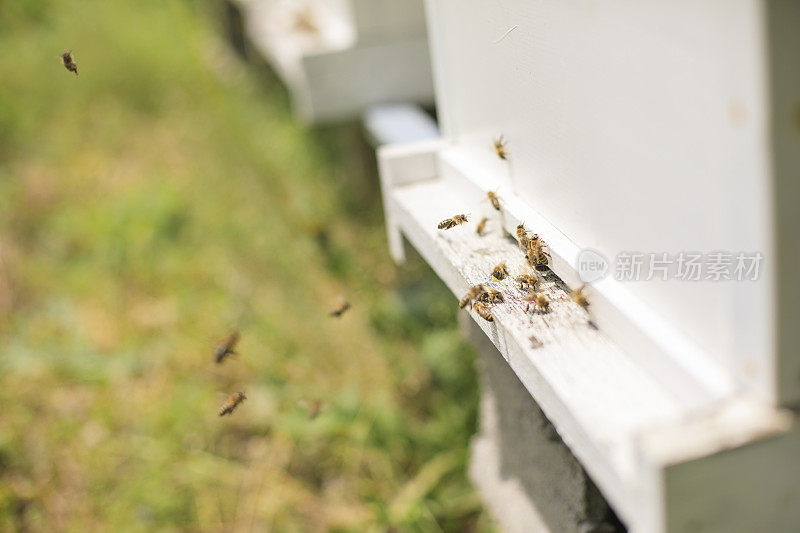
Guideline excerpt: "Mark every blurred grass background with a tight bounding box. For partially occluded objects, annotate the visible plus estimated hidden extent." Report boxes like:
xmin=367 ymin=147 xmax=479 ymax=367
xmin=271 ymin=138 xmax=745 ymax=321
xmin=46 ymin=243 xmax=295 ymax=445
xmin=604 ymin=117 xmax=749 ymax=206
xmin=0 ymin=0 xmax=493 ymax=530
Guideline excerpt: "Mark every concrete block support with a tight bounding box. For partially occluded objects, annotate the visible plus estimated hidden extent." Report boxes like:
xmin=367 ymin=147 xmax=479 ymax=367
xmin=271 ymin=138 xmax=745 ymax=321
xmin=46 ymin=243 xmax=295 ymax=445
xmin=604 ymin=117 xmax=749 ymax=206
xmin=463 ymin=317 xmax=621 ymax=533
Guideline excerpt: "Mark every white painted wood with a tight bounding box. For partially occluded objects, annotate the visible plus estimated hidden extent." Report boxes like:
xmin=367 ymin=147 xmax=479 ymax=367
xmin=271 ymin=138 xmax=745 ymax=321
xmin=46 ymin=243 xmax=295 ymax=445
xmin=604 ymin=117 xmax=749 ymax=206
xmin=661 ymin=429 xmax=800 ymax=533
xmin=377 ymin=139 xmax=443 ymax=262
xmin=423 ymin=0 xmax=793 ymax=404
xmin=374 ymin=1 xmax=800 ymax=530
xmin=378 ymin=140 xmax=800 ymax=532
xmin=350 ymin=0 xmax=427 ymax=43
xmin=300 ymin=40 xmax=433 ymax=122
xmin=362 ymin=104 xmax=439 ymax=146
xmin=233 ymin=0 xmax=434 ymax=123
xmin=640 ymin=400 xmax=799 ymax=533
xmin=433 ymin=145 xmax=737 ymax=408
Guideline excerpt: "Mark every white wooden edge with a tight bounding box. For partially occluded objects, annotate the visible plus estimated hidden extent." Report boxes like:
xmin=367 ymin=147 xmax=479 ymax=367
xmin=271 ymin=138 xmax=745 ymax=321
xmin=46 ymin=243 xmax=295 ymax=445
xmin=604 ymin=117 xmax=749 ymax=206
xmin=362 ymin=104 xmax=439 ymax=147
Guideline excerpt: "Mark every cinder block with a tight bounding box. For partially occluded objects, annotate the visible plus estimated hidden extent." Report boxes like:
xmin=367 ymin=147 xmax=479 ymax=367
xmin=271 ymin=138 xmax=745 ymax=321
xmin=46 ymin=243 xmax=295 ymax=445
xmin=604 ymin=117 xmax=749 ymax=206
xmin=463 ymin=317 xmax=621 ymax=533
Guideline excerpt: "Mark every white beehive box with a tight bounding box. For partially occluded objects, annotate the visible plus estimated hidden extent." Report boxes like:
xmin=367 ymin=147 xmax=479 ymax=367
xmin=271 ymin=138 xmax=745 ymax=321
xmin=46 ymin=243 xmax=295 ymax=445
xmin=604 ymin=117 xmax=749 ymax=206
xmin=231 ymin=0 xmax=434 ymax=122
xmin=379 ymin=1 xmax=800 ymax=531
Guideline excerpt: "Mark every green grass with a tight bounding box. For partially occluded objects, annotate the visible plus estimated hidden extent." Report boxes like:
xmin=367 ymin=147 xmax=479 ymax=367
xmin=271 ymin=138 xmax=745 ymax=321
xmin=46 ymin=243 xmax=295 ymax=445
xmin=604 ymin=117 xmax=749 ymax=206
xmin=0 ymin=0 xmax=493 ymax=530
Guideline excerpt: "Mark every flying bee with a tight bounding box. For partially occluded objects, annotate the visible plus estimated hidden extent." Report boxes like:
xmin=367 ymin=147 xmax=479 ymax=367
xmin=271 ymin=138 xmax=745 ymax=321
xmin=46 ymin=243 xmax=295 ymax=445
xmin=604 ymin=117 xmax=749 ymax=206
xmin=459 ymin=284 xmax=487 ymax=309
xmin=329 ymin=297 xmax=351 ymax=317
xmin=218 ymin=392 xmax=247 ymax=417
xmin=214 ymin=331 xmax=240 ymax=364
xmin=491 ymin=261 xmax=509 ymax=281
xmin=476 ymin=216 xmax=489 ymax=236
xmin=493 ymin=135 xmax=508 ymax=160
xmin=526 ymin=239 xmax=551 ymax=270
xmin=486 ymin=191 xmax=502 ymax=211
xmin=524 ymin=292 xmax=550 ymax=313
xmin=473 ymin=300 xmax=494 ymax=322
xmin=60 ymin=51 xmax=78 ymax=75
xmin=515 ymin=273 xmax=540 ymax=291
xmin=438 ymin=214 xmax=469 ymax=230
xmin=570 ymin=284 xmax=590 ymax=310
xmin=478 ymin=288 xmax=504 ymax=304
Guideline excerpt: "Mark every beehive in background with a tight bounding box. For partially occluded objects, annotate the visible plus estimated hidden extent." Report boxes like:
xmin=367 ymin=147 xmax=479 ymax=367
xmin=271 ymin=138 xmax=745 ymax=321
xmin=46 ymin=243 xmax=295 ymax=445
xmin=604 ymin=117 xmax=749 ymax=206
xmin=228 ymin=0 xmax=434 ymax=123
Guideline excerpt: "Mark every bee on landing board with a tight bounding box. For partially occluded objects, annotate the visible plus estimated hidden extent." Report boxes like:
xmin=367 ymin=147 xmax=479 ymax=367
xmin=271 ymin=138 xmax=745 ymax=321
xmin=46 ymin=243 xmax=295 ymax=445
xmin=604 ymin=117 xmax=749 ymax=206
xmin=516 ymin=223 xmax=529 ymax=250
xmin=473 ymin=300 xmax=494 ymax=322
xmin=478 ymin=288 xmax=504 ymax=304
xmin=438 ymin=214 xmax=468 ymax=230
xmin=515 ymin=273 xmax=540 ymax=291
xmin=330 ymin=297 xmax=351 ymax=317
xmin=60 ymin=51 xmax=78 ymax=75
xmin=476 ymin=217 xmax=489 ymax=236
xmin=214 ymin=331 xmax=240 ymax=364
xmin=524 ymin=292 xmax=550 ymax=314
xmin=460 ymin=284 xmax=488 ymax=309
xmin=219 ymin=392 xmax=247 ymax=417
xmin=491 ymin=261 xmax=509 ymax=281
xmin=525 ymin=239 xmax=551 ymax=271
xmin=493 ymin=135 xmax=508 ymax=160
xmin=570 ymin=284 xmax=590 ymax=310
xmin=486 ymin=191 xmax=502 ymax=211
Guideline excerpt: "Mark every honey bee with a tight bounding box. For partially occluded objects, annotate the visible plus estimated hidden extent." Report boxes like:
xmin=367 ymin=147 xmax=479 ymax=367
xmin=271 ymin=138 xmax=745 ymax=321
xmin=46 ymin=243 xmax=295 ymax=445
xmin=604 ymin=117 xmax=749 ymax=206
xmin=493 ymin=135 xmax=508 ymax=160
xmin=214 ymin=331 xmax=240 ymax=364
xmin=525 ymin=239 xmax=551 ymax=270
xmin=329 ymin=297 xmax=351 ymax=317
xmin=515 ymin=273 xmax=540 ymax=291
xmin=60 ymin=51 xmax=78 ymax=75
xmin=219 ymin=392 xmax=247 ymax=417
xmin=491 ymin=261 xmax=509 ymax=281
xmin=570 ymin=284 xmax=590 ymax=310
xmin=486 ymin=191 xmax=502 ymax=211
xmin=478 ymin=288 xmax=504 ymax=304
xmin=516 ymin=223 xmax=529 ymax=249
xmin=438 ymin=214 xmax=469 ymax=230
xmin=476 ymin=217 xmax=489 ymax=236
xmin=473 ymin=300 xmax=494 ymax=322
xmin=524 ymin=292 xmax=550 ymax=313
xmin=459 ymin=284 xmax=487 ymax=309
xmin=524 ymin=251 xmax=536 ymax=270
